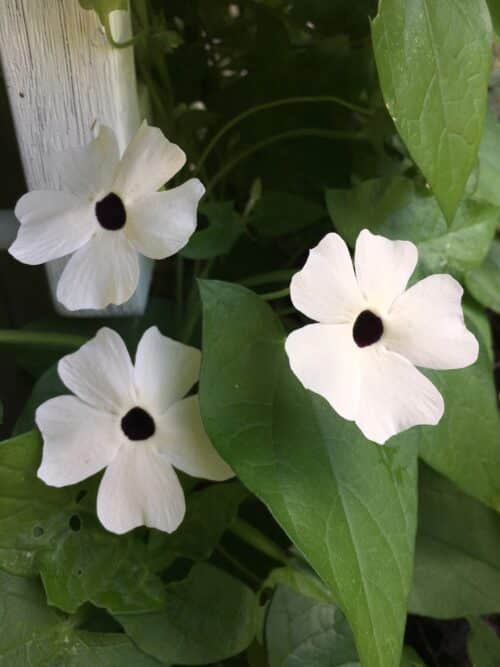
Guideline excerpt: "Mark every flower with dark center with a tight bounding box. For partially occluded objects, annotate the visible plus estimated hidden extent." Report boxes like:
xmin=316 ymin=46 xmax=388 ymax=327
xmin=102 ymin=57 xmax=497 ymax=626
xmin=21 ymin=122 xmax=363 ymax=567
xmin=285 ymin=229 xmax=479 ymax=444
xmin=10 ymin=122 xmax=205 ymax=311
xmin=36 ymin=327 xmax=233 ymax=534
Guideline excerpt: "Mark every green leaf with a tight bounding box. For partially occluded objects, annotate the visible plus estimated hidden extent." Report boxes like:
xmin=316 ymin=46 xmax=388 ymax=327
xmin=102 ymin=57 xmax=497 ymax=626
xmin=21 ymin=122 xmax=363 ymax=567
xmin=465 ymin=239 xmax=500 ymax=313
xmin=265 ymin=566 xmax=333 ymax=604
xmin=199 ymin=280 xmax=418 ymax=667
xmin=409 ymin=465 xmax=500 ymax=618
xmin=265 ymin=585 xmax=359 ymax=667
xmin=0 ymin=570 xmax=161 ymax=666
xmin=248 ymin=192 xmax=325 ymax=238
xmin=0 ymin=431 xmax=165 ymax=615
xmin=326 ymin=177 xmax=498 ymax=278
xmin=418 ymin=321 xmax=500 ymax=512
xmin=146 ymin=481 xmax=247 ymax=567
xmin=372 ymin=0 xmax=493 ymax=221
xmin=472 ymin=111 xmax=500 ymax=207
xmin=181 ymin=202 xmax=243 ymax=260
xmin=116 ymin=563 xmax=258 ymax=665
xmin=467 ymin=617 xmax=500 ymax=666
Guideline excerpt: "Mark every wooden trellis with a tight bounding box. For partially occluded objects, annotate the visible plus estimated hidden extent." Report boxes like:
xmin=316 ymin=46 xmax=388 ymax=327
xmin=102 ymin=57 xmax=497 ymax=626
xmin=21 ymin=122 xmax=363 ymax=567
xmin=0 ymin=0 xmax=151 ymax=316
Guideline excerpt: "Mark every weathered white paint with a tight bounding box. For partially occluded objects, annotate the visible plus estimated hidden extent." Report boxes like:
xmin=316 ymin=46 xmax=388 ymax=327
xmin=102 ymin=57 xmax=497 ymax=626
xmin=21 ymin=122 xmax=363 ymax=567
xmin=0 ymin=0 xmax=152 ymax=316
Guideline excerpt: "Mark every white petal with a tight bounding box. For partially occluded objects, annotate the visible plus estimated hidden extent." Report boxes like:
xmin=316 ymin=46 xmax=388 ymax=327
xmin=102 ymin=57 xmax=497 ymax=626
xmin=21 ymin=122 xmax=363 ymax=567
xmin=54 ymin=126 xmax=120 ymax=198
xmin=36 ymin=395 xmax=122 ymax=487
xmin=354 ymin=229 xmax=418 ymax=313
xmin=285 ymin=323 xmax=360 ymax=420
xmin=156 ymin=396 xmax=234 ymax=481
xmin=134 ymin=327 xmax=201 ymax=413
xmin=290 ymin=232 xmax=365 ymax=324
xmin=97 ymin=443 xmax=186 ymax=534
xmin=58 ymin=327 xmax=135 ymax=414
xmin=10 ymin=191 xmax=95 ymax=265
xmin=384 ymin=274 xmax=479 ymax=370
xmin=56 ymin=230 xmax=140 ymax=310
xmin=112 ymin=122 xmax=186 ymax=201
xmin=125 ymin=179 xmax=204 ymax=259
xmin=355 ymin=346 xmax=444 ymax=445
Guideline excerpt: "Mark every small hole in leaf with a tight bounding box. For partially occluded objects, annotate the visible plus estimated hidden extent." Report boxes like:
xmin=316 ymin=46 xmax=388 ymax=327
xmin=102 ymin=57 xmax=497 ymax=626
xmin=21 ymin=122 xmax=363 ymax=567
xmin=69 ymin=515 xmax=81 ymax=532
xmin=75 ymin=490 xmax=87 ymax=504
xmin=77 ymin=569 xmax=83 ymax=576
xmin=32 ymin=526 xmax=44 ymax=538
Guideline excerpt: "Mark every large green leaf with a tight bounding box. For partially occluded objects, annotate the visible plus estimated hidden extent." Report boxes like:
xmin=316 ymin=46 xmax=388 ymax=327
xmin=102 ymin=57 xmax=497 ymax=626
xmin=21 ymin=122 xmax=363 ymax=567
xmin=467 ymin=617 xmax=500 ymax=666
xmin=117 ymin=563 xmax=258 ymax=665
xmin=199 ymin=281 xmax=418 ymax=667
xmin=465 ymin=239 xmax=500 ymax=313
xmin=326 ymin=178 xmax=498 ymax=278
xmin=418 ymin=322 xmax=500 ymax=512
xmin=265 ymin=585 xmax=359 ymax=667
xmin=372 ymin=0 xmax=492 ymax=221
xmin=0 ymin=432 xmax=165 ymax=615
xmin=0 ymin=571 xmax=161 ymax=666
xmin=409 ymin=465 xmax=500 ymax=618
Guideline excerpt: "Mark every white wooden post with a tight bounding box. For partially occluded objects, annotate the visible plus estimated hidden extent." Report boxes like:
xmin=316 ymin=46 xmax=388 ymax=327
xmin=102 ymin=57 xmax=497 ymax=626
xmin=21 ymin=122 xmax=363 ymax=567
xmin=0 ymin=0 xmax=152 ymax=316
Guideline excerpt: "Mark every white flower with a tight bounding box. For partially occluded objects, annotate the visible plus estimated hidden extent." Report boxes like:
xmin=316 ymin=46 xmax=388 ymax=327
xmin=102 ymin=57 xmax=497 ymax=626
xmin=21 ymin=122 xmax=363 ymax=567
xmin=285 ymin=229 xmax=479 ymax=444
xmin=36 ymin=326 xmax=233 ymax=534
xmin=10 ymin=123 xmax=204 ymax=311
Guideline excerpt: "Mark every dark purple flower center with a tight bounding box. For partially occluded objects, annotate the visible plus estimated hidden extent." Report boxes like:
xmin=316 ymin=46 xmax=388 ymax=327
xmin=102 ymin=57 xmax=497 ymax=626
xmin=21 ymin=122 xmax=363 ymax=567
xmin=95 ymin=192 xmax=126 ymax=230
xmin=352 ymin=310 xmax=383 ymax=347
xmin=121 ymin=407 xmax=156 ymax=441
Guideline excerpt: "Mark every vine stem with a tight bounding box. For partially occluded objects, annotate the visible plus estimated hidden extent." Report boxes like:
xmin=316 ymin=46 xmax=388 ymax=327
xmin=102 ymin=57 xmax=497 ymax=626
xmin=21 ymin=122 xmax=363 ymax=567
xmin=0 ymin=330 xmax=87 ymax=350
xmin=195 ymin=95 xmax=373 ymax=174
xmin=230 ymin=518 xmax=289 ymax=565
xmin=241 ymin=269 xmax=296 ymax=288
xmin=206 ymin=128 xmax=367 ymax=195
xmin=260 ymin=287 xmax=290 ymax=302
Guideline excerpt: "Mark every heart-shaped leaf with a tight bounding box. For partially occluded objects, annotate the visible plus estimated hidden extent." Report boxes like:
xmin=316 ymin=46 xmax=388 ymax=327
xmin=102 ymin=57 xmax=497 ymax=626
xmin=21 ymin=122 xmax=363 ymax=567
xmin=199 ymin=280 xmax=418 ymax=667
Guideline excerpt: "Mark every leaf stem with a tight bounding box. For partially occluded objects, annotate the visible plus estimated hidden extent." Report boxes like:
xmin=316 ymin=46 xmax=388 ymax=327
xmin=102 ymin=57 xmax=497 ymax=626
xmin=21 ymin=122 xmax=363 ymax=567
xmin=259 ymin=287 xmax=290 ymax=302
xmin=230 ymin=518 xmax=289 ymax=565
xmin=241 ymin=269 xmax=296 ymax=288
xmin=206 ymin=128 xmax=367 ymax=195
xmin=0 ymin=330 xmax=87 ymax=350
xmin=196 ymin=95 xmax=372 ymax=174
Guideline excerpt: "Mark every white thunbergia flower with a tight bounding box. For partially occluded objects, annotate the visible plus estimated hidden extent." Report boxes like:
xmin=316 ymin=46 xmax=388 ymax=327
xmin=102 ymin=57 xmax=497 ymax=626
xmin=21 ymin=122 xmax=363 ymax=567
xmin=10 ymin=123 xmax=204 ymax=311
xmin=36 ymin=326 xmax=233 ymax=534
xmin=285 ymin=229 xmax=479 ymax=444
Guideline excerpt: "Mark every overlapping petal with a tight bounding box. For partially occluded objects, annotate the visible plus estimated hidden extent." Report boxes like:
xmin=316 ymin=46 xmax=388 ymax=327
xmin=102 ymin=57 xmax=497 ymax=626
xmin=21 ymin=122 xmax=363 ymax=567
xmin=354 ymin=229 xmax=418 ymax=313
xmin=385 ymin=274 xmax=479 ymax=370
xmin=290 ymin=233 xmax=365 ymax=323
xmin=58 ymin=327 xmax=135 ymax=414
xmin=54 ymin=126 xmax=120 ymax=198
xmin=157 ymin=396 xmax=234 ymax=481
xmin=112 ymin=122 xmax=186 ymax=202
xmin=10 ymin=191 xmax=95 ymax=265
xmin=125 ymin=179 xmax=205 ymax=259
xmin=56 ymin=231 xmax=140 ymax=310
xmin=355 ymin=346 xmax=444 ymax=444
xmin=96 ymin=443 xmax=186 ymax=534
xmin=36 ymin=396 xmax=122 ymax=486
xmin=285 ymin=323 xmax=361 ymax=420
xmin=134 ymin=327 xmax=201 ymax=414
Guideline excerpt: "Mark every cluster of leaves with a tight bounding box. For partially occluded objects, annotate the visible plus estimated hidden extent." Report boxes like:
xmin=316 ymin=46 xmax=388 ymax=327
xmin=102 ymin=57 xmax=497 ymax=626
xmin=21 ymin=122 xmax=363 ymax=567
xmin=1 ymin=0 xmax=500 ymax=666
